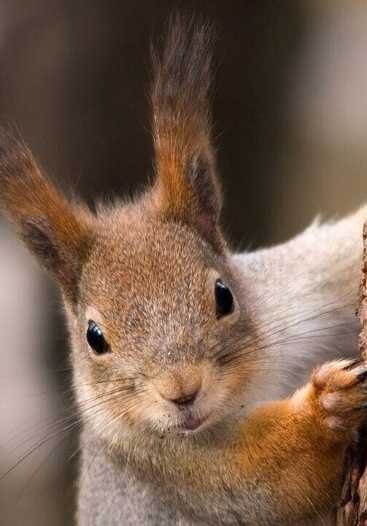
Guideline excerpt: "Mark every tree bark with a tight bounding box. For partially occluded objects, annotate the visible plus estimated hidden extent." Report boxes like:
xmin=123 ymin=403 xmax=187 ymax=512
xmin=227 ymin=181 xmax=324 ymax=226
xmin=335 ymin=223 xmax=367 ymax=525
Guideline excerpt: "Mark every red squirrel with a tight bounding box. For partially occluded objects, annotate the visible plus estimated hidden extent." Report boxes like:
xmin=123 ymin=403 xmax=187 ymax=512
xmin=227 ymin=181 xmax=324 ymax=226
xmin=0 ymin=15 xmax=365 ymax=526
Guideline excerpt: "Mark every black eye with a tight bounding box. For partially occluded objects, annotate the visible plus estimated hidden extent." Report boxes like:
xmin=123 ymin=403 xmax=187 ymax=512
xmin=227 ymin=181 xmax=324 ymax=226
xmin=86 ymin=320 xmax=109 ymax=354
xmin=215 ymin=279 xmax=234 ymax=318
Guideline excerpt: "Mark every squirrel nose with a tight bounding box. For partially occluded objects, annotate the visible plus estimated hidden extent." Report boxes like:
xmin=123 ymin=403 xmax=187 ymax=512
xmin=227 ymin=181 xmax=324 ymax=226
xmin=169 ymin=390 xmax=198 ymax=407
xmin=155 ymin=371 xmax=202 ymax=407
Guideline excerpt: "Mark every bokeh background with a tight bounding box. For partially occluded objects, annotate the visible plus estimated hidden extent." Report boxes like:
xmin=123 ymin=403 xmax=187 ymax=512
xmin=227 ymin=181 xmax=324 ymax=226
xmin=1 ymin=1 xmax=367 ymax=524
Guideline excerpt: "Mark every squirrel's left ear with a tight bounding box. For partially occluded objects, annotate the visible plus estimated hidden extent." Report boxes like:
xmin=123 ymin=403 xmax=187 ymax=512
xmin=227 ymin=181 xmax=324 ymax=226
xmin=0 ymin=130 xmax=94 ymax=304
xmin=150 ymin=16 xmax=224 ymax=253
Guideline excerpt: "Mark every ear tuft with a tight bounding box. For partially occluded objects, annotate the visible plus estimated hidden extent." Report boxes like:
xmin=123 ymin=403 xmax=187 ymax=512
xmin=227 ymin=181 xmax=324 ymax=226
xmin=188 ymin=154 xmax=221 ymax=227
xmin=20 ymin=217 xmax=60 ymax=271
xmin=150 ymin=15 xmax=224 ymax=252
xmin=0 ymin=128 xmax=94 ymax=303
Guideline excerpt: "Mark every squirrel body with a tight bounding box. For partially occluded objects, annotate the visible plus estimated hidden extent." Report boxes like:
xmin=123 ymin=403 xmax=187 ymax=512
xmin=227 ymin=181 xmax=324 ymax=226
xmin=77 ymin=209 xmax=364 ymax=526
xmin=0 ymin=15 xmax=366 ymax=526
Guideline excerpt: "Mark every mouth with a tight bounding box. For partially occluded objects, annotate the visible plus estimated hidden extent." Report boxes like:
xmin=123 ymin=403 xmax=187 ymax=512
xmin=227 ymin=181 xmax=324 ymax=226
xmin=175 ymin=414 xmax=208 ymax=433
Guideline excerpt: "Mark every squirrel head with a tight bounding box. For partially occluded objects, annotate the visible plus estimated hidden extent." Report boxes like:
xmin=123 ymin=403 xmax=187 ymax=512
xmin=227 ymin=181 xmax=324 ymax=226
xmin=0 ymin=16 xmax=259 ymax=442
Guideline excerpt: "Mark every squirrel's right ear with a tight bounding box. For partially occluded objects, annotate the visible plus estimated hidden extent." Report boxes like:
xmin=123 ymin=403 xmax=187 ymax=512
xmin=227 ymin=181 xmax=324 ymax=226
xmin=0 ymin=130 xmax=93 ymax=304
xmin=150 ymin=16 xmax=224 ymax=253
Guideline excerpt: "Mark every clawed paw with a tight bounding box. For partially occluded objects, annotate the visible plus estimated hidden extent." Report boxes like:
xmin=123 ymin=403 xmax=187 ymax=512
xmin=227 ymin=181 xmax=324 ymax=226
xmin=311 ymin=359 xmax=367 ymax=433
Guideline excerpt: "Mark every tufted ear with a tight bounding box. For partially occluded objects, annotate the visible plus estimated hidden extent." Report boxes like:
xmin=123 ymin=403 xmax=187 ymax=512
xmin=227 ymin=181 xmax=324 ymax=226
xmin=0 ymin=130 xmax=94 ymax=304
xmin=150 ymin=16 xmax=224 ymax=253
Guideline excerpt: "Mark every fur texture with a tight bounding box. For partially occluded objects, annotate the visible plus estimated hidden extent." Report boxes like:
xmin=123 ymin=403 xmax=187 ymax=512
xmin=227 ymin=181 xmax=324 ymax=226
xmin=150 ymin=15 xmax=223 ymax=252
xmin=0 ymin=129 xmax=94 ymax=304
xmin=0 ymin=15 xmax=365 ymax=526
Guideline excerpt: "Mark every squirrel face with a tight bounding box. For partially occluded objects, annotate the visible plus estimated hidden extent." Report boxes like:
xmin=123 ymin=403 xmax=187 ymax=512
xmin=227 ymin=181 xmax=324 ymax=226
xmin=0 ymin=19 xmax=259 ymax=444
xmin=70 ymin=212 xmax=254 ymax=439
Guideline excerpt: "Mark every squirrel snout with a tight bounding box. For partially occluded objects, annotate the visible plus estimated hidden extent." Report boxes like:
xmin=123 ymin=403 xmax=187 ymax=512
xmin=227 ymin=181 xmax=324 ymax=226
xmin=169 ymin=391 xmax=198 ymax=407
xmin=154 ymin=370 xmax=202 ymax=407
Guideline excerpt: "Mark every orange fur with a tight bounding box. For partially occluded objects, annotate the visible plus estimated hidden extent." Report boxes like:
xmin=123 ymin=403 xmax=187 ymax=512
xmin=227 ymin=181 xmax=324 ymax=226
xmin=0 ymin=15 xmax=364 ymax=526
xmin=0 ymin=129 xmax=94 ymax=302
xmin=150 ymin=15 xmax=223 ymax=252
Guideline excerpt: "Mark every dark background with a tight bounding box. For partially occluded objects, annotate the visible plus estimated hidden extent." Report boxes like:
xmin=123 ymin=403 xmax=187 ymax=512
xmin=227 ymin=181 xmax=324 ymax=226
xmin=1 ymin=2 xmax=367 ymax=525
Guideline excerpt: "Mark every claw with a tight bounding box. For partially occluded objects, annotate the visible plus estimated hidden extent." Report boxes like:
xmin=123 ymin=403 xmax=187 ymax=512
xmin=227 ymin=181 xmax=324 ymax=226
xmin=343 ymin=358 xmax=362 ymax=371
xmin=356 ymin=369 xmax=367 ymax=383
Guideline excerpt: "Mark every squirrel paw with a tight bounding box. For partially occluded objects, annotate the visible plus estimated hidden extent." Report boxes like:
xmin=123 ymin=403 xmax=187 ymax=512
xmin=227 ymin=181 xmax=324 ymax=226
xmin=310 ymin=359 xmax=367 ymax=434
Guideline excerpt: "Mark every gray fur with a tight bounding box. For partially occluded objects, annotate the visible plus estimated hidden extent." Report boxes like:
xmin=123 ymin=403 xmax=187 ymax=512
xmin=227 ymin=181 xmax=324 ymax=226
xmin=77 ymin=207 xmax=365 ymax=526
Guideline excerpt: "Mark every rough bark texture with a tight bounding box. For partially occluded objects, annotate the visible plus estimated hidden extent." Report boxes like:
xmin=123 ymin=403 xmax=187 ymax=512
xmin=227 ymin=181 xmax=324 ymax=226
xmin=336 ymin=222 xmax=367 ymax=525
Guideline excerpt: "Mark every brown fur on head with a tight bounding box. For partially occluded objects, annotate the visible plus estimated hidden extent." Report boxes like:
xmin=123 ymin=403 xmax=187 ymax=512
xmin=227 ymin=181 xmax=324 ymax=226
xmin=151 ymin=14 xmax=223 ymax=252
xmin=0 ymin=17 xmax=257 ymax=446
xmin=0 ymin=130 xmax=94 ymax=304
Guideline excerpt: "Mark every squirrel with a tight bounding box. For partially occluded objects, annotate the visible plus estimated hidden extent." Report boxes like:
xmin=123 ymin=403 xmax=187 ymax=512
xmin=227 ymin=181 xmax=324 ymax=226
xmin=1 ymin=14 xmax=367 ymax=526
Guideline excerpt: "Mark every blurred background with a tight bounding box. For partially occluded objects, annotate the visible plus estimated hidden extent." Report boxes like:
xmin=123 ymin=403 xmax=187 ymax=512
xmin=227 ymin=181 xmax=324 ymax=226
xmin=1 ymin=1 xmax=367 ymax=524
